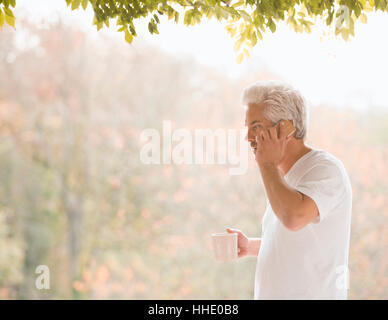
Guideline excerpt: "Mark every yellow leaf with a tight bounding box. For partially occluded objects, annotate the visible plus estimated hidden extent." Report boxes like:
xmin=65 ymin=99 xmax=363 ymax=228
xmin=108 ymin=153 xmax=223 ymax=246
xmin=243 ymin=48 xmax=250 ymax=58
xmin=233 ymin=38 xmax=243 ymax=52
xmin=247 ymin=31 xmax=257 ymax=48
xmin=257 ymin=29 xmax=263 ymax=40
xmin=236 ymin=52 xmax=244 ymax=64
xmin=239 ymin=22 xmax=244 ymax=33
xmin=364 ymin=3 xmax=373 ymax=12
xmin=341 ymin=29 xmax=349 ymax=41
xmin=225 ymin=24 xmax=237 ymax=38
xmin=360 ymin=13 xmax=367 ymax=24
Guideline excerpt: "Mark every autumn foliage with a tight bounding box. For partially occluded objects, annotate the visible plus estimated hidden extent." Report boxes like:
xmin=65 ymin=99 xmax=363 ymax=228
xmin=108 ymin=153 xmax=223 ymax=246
xmin=0 ymin=19 xmax=387 ymax=299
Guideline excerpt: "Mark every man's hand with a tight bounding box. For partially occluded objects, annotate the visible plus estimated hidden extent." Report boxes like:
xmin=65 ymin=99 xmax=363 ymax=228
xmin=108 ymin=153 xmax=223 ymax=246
xmin=226 ymin=228 xmax=261 ymax=258
xmin=255 ymin=121 xmax=292 ymax=168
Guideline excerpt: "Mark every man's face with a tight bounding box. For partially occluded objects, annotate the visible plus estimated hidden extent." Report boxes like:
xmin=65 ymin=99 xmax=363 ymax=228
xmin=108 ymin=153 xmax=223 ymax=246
xmin=245 ymin=103 xmax=276 ymax=153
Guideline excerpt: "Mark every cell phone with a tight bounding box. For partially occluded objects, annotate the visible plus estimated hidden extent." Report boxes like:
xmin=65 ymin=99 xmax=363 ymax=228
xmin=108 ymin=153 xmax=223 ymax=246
xmin=274 ymin=120 xmax=296 ymax=138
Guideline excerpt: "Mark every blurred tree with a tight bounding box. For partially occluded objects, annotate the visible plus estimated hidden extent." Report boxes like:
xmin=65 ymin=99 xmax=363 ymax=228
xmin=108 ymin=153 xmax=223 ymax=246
xmin=0 ymin=17 xmax=387 ymax=300
xmin=0 ymin=0 xmax=385 ymax=63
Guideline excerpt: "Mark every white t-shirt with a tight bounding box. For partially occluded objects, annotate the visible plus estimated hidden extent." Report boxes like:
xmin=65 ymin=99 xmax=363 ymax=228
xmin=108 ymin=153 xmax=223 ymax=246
xmin=254 ymin=147 xmax=352 ymax=300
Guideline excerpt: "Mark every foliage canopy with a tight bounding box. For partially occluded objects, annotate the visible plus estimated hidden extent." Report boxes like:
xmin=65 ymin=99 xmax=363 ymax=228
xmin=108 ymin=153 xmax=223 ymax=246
xmin=0 ymin=0 xmax=385 ymax=62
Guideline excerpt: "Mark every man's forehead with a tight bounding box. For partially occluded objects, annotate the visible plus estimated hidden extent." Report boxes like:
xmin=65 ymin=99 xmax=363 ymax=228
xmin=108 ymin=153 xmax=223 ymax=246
xmin=247 ymin=102 xmax=265 ymax=109
xmin=245 ymin=118 xmax=263 ymax=126
xmin=246 ymin=103 xmax=265 ymax=115
xmin=245 ymin=105 xmax=266 ymax=125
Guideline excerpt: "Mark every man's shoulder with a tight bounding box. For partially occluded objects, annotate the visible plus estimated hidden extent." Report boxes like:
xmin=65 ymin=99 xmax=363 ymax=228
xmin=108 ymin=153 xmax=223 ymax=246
xmin=287 ymin=148 xmax=350 ymax=189
xmin=307 ymin=148 xmax=346 ymax=172
xmin=304 ymin=148 xmax=352 ymax=190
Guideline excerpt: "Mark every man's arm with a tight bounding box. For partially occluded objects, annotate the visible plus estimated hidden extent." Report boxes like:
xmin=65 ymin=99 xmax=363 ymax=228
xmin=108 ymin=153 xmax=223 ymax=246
xmin=247 ymin=237 xmax=261 ymax=256
xmin=259 ymin=163 xmax=319 ymax=231
xmin=226 ymin=228 xmax=261 ymax=257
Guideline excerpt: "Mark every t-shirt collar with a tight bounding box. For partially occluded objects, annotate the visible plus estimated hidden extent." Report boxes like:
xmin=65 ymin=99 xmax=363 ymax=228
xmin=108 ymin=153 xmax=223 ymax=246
xmin=284 ymin=147 xmax=316 ymax=180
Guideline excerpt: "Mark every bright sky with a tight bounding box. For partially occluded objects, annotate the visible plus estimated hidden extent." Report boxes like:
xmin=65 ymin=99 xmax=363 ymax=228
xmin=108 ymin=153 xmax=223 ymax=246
xmin=13 ymin=0 xmax=388 ymax=111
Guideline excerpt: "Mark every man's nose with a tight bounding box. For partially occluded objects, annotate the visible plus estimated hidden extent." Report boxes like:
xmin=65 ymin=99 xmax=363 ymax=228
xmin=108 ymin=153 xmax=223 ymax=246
xmin=246 ymin=129 xmax=254 ymax=142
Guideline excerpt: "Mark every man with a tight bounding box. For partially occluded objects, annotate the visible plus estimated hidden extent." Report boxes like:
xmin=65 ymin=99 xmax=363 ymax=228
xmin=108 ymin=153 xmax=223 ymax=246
xmin=227 ymin=81 xmax=352 ymax=300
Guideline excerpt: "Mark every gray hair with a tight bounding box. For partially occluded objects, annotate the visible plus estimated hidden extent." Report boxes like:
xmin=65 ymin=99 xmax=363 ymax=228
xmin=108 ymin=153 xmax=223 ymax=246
xmin=241 ymin=81 xmax=308 ymax=139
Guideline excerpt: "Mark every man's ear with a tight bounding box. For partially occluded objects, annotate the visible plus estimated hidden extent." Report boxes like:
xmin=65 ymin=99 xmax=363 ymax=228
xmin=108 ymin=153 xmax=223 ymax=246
xmin=278 ymin=120 xmax=296 ymax=139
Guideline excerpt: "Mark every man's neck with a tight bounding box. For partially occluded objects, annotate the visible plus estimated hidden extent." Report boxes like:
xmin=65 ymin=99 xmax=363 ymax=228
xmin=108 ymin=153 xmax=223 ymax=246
xmin=278 ymin=139 xmax=312 ymax=176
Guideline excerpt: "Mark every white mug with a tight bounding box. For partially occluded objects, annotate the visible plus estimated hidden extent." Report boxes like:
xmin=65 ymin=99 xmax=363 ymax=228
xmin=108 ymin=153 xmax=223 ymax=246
xmin=211 ymin=232 xmax=238 ymax=261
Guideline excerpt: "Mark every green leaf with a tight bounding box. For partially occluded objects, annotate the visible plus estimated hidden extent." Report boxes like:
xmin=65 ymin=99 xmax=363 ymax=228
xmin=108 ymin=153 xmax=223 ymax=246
xmin=216 ymin=6 xmax=229 ymax=19
xmin=96 ymin=21 xmax=103 ymax=31
xmin=82 ymin=0 xmax=88 ymax=10
xmin=124 ymin=29 xmax=133 ymax=44
xmin=232 ymin=1 xmax=245 ymax=8
xmin=184 ymin=9 xmax=194 ymax=26
xmin=223 ymin=6 xmax=239 ymax=17
xmin=1 ymin=0 xmax=376 ymax=41
xmin=257 ymin=29 xmax=263 ymax=40
xmin=0 ymin=10 xmax=4 ymax=28
xmin=153 ymin=23 xmax=159 ymax=34
xmin=203 ymin=7 xmax=213 ymax=19
xmin=249 ymin=29 xmax=257 ymax=47
xmin=3 ymin=7 xmax=15 ymax=28
xmin=194 ymin=13 xmax=201 ymax=25
xmin=214 ymin=6 xmax=222 ymax=19
xmin=71 ymin=0 xmax=81 ymax=10
xmin=354 ymin=5 xmax=361 ymax=17
xmin=3 ymin=7 xmax=14 ymax=18
xmin=238 ymin=10 xmax=252 ymax=22
xmin=268 ymin=19 xmax=276 ymax=32
xmin=129 ymin=24 xmax=137 ymax=36
xmin=5 ymin=13 xmax=15 ymax=28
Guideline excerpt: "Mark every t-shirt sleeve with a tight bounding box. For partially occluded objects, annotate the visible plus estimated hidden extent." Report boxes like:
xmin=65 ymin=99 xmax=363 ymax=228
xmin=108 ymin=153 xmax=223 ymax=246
xmin=294 ymin=162 xmax=345 ymax=224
